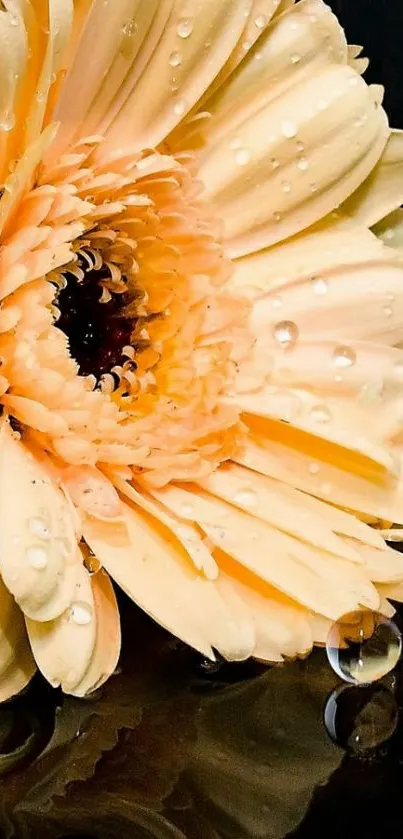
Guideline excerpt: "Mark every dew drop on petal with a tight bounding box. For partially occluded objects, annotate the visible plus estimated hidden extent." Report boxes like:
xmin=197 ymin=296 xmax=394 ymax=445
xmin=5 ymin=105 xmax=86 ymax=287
xmin=177 ymin=17 xmax=193 ymax=38
xmin=308 ymin=462 xmax=320 ymax=475
xmin=326 ymin=610 xmax=402 ymax=685
xmin=233 ymin=488 xmax=257 ymax=508
xmin=254 ymin=14 xmax=266 ymax=29
xmin=28 ymin=517 xmax=51 ymax=541
xmin=235 ymin=148 xmax=251 ymax=166
xmin=383 ymin=305 xmax=393 ymax=318
xmin=273 ymin=320 xmax=299 ymax=348
xmin=282 ymin=120 xmax=298 ymax=139
xmin=323 ymin=683 xmax=398 ymax=754
xmin=70 ymin=601 xmax=93 ymax=626
xmin=0 ymin=112 xmax=15 ymax=132
xmin=281 ymin=180 xmax=292 ymax=194
xmin=84 ymin=554 xmax=101 ymax=575
xmin=311 ymin=276 xmax=328 ymax=295
xmin=309 ymin=404 xmax=332 ymax=424
xmin=169 ymin=51 xmax=182 ymax=67
xmin=270 ymin=157 xmax=280 ymax=170
xmin=296 ymin=140 xmax=305 ymax=153
xmin=26 ymin=545 xmax=48 ymax=570
xmin=173 ymin=99 xmax=187 ymax=117
xmin=271 ymin=295 xmax=283 ymax=309
xmin=332 ymin=345 xmax=356 ymax=369
xmin=297 ymin=157 xmax=309 ymax=171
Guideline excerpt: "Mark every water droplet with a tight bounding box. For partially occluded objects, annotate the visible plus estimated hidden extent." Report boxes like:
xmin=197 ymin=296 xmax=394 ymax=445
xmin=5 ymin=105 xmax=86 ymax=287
xmin=273 ymin=211 xmax=282 ymax=222
xmin=324 ymin=683 xmax=398 ymax=754
xmin=270 ymin=157 xmax=280 ymax=170
xmin=297 ymin=157 xmax=309 ymax=171
xmin=309 ymin=404 xmax=332 ymax=423
xmin=233 ymin=488 xmax=257 ymax=508
xmin=235 ymin=148 xmax=250 ymax=166
xmin=271 ymin=295 xmax=283 ymax=309
xmin=290 ymin=53 xmax=300 ymax=64
xmin=28 ymin=517 xmax=51 ymax=541
xmin=326 ymin=610 xmax=402 ymax=685
xmin=70 ymin=601 xmax=93 ymax=626
xmin=84 ymin=554 xmax=101 ymax=575
xmin=177 ymin=17 xmax=193 ymax=38
xmin=36 ymin=89 xmax=45 ymax=103
xmin=296 ymin=140 xmax=305 ymax=152
xmin=173 ymin=99 xmax=186 ymax=117
xmin=254 ymin=14 xmax=266 ymax=29
xmin=273 ymin=320 xmax=299 ymax=349
xmin=180 ymin=502 xmax=194 ymax=517
xmin=281 ymin=180 xmax=292 ymax=193
xmin=0 ymin=112 xmax=15 ymax=132
xmin=9 ymin=15 xmax=18 ymax=26
xmin=383 ymin=305 xmax=393 ymax=318
xmin=169 ymin=51 xmax=182 ymax=67
xmin=282 ymin=120 xmax=298 ymax=139
xmin=26 ymin=545 xmax=48 ymax=570
xmin=308 ymin=462 xmax=320 ymax=475
xmin=122 ymin=19 xmax=137 ymax=37
xmin=310 ymin=182 xmax=318 ymax=193
xmin=311 ymin=276 xmax=328 ymax=295
xmin=332 ymin=345 xmax=356 ymax=369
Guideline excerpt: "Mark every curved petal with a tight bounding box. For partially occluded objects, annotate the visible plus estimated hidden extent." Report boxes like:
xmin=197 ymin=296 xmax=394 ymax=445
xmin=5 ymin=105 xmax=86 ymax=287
xmin=70 ymin=569 xmax=121 ymax=697
xmin=199 ymin=62 xmax=389 ymax=256
xmin=0 ymin=574 xmax=36 ymax=701
xmin=25 ymin=559 xmax=97 ymax=693
xmin=342 ymin=130 xmax=403 ymax=227
xmin=0 ymin=419 xmax=79 ymax=621
xmin=83 ymin=505 xmax=255 ymax=661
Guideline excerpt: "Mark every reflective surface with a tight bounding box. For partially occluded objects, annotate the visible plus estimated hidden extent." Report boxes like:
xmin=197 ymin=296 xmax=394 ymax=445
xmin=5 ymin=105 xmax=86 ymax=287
xmin=2 ymin=595 xmax=403 ymax=838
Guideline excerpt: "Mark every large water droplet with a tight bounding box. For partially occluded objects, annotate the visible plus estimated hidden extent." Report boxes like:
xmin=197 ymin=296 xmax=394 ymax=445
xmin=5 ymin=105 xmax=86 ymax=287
xmin=169 ymin=50 xmax=182 ymax=67
xmin=273 ymin=320 xmax=299 ymax=349
xmin=297 ymin=157 xmax=309 ymax=171
xmin=324 ymin=683 xmax=398 ymax=754
xmin=122 ymin=19 xmax=137 ymax=37
xmin=173 ymin=99 xmax=186 ymax=117
xmin=281 ymin=180 xmax=292 ymax=194
xmin=0 ymin=112 xmax=15 ymax=132
xmin=84 ymin=554 xmax=101 ymax=576
xmin=326 ymin=610 xmax=402 ymax=685
xmin=282 ymin=120 xmax=298 ymax=139
xmin=332 ymin=345 xmax=356 ymax=369
xmin=308 ymin=462 xmax=320 ymax=475
xmin=69 ymin=601 xmax=93 ymax=626
xmin=28 ymin=517 xmax=51 ymax=541
xmin=177 ymin=17 xmax=193 ymax=38
xmin=26 ymin=545 xmax=48 ymax=570
xmin=290 ymin=53 xmax=300 ymax=64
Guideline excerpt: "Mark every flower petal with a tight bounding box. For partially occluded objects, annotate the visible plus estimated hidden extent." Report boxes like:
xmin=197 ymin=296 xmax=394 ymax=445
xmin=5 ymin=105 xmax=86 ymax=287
xmin=342 ymin=130 xmax=403 ymax=227
xmin=70 ymin=569 xmax=121 ymax=697
xmin=26 ymin=559 xmax=96 ymax=693
xmin=0 ymin=419 xmax=79 ymax=621
xmin=150 ymin=484 xmax=380 ymax=619
xmin=0 ymin=574 xmax=36 ymax=701
xmin=199 ymin=63 xmax=388 ymax=257
xmin=83 ymin=505 xmax=255 ymax=661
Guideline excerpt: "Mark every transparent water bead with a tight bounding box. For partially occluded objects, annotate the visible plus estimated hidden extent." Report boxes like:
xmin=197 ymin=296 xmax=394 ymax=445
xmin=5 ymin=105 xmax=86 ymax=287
xmin=326 ymin=610 xmax=402 ymax=685
xmin=324 ymin=683 xmax=398 ymax=754
xmin=273 ymin=320 xmax=299 ymax=349
xmin=26 ymin=545 xmax=48 ymax=570
xmin=177 ymin=18 xmax=193 ymax=38
xmin=69 ymin=601 xmax=93 ymax=626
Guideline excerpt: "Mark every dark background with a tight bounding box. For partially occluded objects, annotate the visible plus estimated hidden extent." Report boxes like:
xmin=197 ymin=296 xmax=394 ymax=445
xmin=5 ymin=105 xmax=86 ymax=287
xmin=329 ymin=0 xmax=403 ymax=128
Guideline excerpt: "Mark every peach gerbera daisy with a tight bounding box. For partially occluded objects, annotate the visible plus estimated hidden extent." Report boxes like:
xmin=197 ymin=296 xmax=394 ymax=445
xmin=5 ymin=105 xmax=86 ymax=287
xmin=1 ymin=0 xmax=403 ymax=700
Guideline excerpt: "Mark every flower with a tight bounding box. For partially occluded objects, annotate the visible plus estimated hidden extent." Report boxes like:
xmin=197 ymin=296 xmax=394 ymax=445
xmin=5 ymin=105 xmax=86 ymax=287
xmin=0 ymin=0 xmax=403 ymax=700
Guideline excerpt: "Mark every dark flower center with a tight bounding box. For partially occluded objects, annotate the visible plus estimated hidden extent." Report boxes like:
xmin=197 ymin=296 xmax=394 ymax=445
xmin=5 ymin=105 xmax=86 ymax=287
xmin=56 ymin=267 xmax=133 ymax=380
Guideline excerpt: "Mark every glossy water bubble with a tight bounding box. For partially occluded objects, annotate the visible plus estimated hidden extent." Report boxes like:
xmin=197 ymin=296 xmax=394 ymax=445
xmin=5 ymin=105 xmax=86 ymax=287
xmin=323 ymin=683 xmax=398 ymax=754
xmin=326 ymin=610 xmax=402 ymax=685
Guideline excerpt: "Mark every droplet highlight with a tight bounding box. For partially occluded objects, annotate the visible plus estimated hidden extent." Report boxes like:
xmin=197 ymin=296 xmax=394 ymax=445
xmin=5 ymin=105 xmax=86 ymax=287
xmin=69 ymin=601 xmax=93 ymax=626
xmin=233 ymin=488 xmax=257 ymax=509
xmin=273 ymin=320 xmax=299 ymax=349
xmin=309 ymin=404 xmax=332 ymax=424
xmin=26 ymin=546 xmax=48 ymax=570
xmin=311 ymin=276 xmax=328 ymax=295
xmin=326 ymin=610 xmax=402 ymax=685
xmin=169 ymin=51 xmax=182 ymax=68
xmin=332 ymin=345 xmax=357 ymax=369
xmin=177 ymin=17 xmax=193 ymax=39
xmin=282 ymin=120 xmax=298 ymax=139
xmin=28 ymin=517 xmax=51 ymax=541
